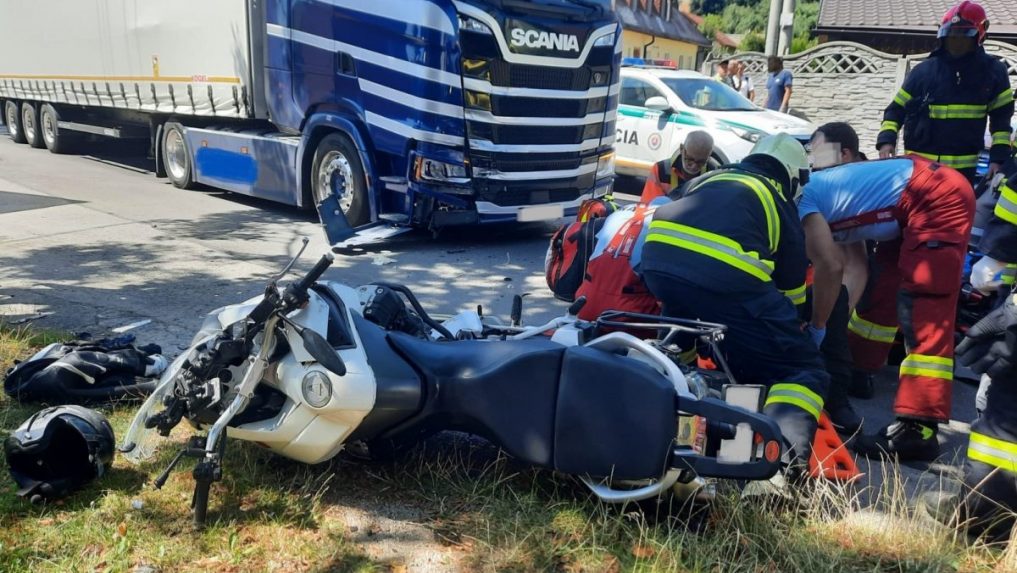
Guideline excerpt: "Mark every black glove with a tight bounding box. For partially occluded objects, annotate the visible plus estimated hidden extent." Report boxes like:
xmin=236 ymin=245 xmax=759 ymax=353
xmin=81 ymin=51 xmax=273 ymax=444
xmin=957 ymin=294 xmax=1017 ymax=379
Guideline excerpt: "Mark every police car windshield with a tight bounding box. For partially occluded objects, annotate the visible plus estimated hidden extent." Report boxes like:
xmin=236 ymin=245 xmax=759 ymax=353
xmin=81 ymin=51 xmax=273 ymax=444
xmin=661 ymin=78 xmax=758 ymax=112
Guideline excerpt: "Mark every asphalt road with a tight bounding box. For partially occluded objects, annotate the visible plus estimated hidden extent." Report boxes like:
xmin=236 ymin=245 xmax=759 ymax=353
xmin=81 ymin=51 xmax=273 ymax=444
xmin=0 ymin=127 xmax=978 ymax=506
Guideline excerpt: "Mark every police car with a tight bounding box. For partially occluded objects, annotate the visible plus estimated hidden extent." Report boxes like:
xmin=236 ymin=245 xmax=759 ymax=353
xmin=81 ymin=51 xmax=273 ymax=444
xmin=615 ymin=65 xmax=814 ymax=176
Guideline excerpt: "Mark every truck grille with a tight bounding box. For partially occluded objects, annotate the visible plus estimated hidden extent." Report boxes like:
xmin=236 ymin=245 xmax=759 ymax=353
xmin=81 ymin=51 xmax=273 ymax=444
xmin=489 ymin=61 xmax=592 ymax=91
xmin=468 ymin=123 xmax=606 ymax=145
xmin=462 ymin=42 xmax=617 ymax=206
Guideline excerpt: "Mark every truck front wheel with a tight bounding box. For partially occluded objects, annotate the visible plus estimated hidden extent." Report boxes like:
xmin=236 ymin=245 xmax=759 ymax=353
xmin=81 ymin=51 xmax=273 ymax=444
xmin=5 ymin=100 xmax=27 ymax=144
xmin=21 ymin=103 xmax=45 ymax=149
xmin=162 ymin=122 xmax=195 ymax=189
xmin=311 ymin=133 xmax=369 ymax=228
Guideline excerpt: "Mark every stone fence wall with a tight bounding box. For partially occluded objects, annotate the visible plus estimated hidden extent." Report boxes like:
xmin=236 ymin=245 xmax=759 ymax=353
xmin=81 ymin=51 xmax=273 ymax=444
xmin=705 ymin=40 xmax=1017 ymax=153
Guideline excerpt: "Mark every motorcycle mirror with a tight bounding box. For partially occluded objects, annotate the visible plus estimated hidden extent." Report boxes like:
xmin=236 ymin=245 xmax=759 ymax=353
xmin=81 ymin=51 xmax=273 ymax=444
xmin=270 ymin=237 xmax=311 ymax=284
xmin=299 ymin=328 xmax=347 ymax=376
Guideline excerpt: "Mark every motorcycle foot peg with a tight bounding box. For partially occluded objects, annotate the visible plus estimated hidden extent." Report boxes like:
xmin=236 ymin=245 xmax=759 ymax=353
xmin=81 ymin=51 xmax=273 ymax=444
xmin=153 ymin=447 xmax=189 ymax=490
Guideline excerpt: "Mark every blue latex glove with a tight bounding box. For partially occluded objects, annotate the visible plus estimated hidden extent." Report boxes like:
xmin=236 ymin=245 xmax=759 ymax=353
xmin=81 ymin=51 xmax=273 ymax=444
xmin=806 ymin=325 xmax=826 ymax=349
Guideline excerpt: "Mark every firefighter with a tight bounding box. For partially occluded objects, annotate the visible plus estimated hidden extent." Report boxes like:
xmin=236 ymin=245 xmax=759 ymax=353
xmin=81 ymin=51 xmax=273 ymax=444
xmin=924 ymin=165 xmax=1017 ymax=541
xmin=799 ymin=156 xmax=975 ymax=461
xmin=640 ymin=133 xmax=827 ymax=470
xmin=639 ymin=130 xmax=714 ymax=204
xmin=876 ymin=1 xmax=1013 ymax=182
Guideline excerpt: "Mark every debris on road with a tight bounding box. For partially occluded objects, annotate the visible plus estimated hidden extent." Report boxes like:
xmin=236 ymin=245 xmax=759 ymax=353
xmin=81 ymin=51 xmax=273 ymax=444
xmin=113 ymin=319 xmax=153 ymax=333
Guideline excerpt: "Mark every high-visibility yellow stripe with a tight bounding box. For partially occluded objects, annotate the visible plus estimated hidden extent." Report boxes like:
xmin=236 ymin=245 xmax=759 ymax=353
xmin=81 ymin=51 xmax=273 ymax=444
xmin=678 ymin=347 xmax=698 ymax=365
xmin=880 ymin=120 xmax=900 ymax=133
xmin=991 ymin=131 xmax=1013 ymax=146
xmin=929 ymin=104 xmax=987 ymax=119
xmin=848 ymin=310 xmax=897 ymax=343
xmin=905 ymin=150 xmax=979 ymax=169
xmin=995 ymin=184 xmax=1017 ymax=225
xmin=989 ymin=88 xmax=1015 ymax=112
xmin=893 ymin=89 xmax=912 ymax=107
xmin=900 ymin=353 xmax=954 ymax=380
xmin=968 ymin=431 xmax=1017 ymax=472
xmin=1003 ymin=264 xmax=1017 ymax=286
xmin=696 ymin=173 xmax=780 ymax=254
xmin=646 ymin=221 xmax=775 ymax=282
xmin=765 ymin=383 xmax=824 ymax=421
xmin=780 ymin=283 xmax=807 ymax=306
xmin=904 ymin=354 xmax=953 ymax=366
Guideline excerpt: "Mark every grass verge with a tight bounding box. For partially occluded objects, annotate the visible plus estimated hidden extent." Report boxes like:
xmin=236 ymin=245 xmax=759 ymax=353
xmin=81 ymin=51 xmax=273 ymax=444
xmin=1 ymin=325 xmax=1017 ymax=572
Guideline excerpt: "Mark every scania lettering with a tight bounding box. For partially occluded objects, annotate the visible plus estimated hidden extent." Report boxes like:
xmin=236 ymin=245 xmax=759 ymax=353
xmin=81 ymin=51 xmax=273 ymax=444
xmin=0 ymin=0 xmax=620 ymax=246
xmin=510 ymin=29 xmax=581 ymax=52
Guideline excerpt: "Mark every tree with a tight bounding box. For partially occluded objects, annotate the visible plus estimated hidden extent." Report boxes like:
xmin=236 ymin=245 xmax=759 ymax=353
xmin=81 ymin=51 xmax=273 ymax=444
xmin=698 ymin=13 xmax=724 ymax=42
xmin=740 ymin=32 xmax=766 ymax=52
xmin=690 ymin=0 xmax=820 ymax=54
xmin=692 ymin=0 xmax=728 ymax=15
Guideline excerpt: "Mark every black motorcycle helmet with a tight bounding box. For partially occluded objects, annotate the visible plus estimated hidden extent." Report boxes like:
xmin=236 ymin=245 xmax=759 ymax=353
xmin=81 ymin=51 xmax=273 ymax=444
xmin=4 ymin=405 xmax=115 ymax=503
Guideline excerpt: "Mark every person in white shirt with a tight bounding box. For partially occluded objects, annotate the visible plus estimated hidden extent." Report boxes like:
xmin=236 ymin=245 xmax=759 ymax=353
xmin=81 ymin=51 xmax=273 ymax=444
xmin=731 ymin=60 xmax=755 ymax=102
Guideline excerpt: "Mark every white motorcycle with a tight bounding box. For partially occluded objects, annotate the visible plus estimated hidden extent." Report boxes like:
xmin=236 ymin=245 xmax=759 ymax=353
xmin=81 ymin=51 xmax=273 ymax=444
xmin=121 ymin=242 xmax=784 ymax=527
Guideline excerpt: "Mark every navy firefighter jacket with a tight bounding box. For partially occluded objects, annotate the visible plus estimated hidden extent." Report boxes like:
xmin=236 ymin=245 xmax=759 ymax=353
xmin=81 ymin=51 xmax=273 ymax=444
xmin=877 ymin=46 xmax=1014 ymax=173
xmin=640 ymin=161 xmax=808 ymax=303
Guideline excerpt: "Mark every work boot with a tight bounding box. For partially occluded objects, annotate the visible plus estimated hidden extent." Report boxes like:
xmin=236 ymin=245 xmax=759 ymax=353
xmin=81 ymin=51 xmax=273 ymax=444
xmin=918 ymin=490 xmax=962 ymax=528
xmin=848 ymin=370 xmax=875 ymax=399
xmin=850 ymin=419 xmax=940 ymax=461
xmin=919 ymin=490 xmax=1016 ymax=543
xmin=826 ymin=400 xmax=863 ymax=435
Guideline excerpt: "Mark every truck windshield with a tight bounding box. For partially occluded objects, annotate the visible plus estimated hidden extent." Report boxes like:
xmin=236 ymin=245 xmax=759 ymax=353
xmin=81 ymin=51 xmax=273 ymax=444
xmin=661 ymin=78 xmax=759 ymax=112
xmin=468 ymin=0 xmax=612 ymax=19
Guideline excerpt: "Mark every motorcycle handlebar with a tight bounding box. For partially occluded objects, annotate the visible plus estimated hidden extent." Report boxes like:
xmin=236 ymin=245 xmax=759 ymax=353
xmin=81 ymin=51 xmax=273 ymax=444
xmin=295 ymin=254 xmax=335 ymax=292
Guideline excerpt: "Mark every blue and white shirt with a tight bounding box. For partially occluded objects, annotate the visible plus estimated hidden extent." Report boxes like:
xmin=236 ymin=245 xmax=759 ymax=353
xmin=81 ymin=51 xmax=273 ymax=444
xmin=798 ymin=159 xmax=914 ymax=243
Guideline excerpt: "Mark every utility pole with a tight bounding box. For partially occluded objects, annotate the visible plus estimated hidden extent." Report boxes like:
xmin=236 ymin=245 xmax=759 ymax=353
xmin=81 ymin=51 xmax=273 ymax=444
xmin=765 ymin=0 xmax=783 ymax=55
xmin=777 ymin=0 xmax=796 ymax=55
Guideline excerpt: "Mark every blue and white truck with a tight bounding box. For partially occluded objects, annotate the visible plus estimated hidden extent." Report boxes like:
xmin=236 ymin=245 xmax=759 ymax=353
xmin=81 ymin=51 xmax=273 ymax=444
xmin=0 ymin=0 xmax=621 ymax=244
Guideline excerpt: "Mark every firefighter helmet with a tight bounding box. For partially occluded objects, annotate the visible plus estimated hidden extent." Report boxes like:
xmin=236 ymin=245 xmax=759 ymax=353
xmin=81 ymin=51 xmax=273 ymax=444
xmin=747 ymin=133 xmax=810 ymax=200
xmin=939 ymin=1 xmax=989 ymax=45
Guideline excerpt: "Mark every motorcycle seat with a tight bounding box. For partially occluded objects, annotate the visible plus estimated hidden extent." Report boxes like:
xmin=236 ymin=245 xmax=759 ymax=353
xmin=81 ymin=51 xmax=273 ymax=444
xmin=387 ymin=332 xmax=565 ymax=465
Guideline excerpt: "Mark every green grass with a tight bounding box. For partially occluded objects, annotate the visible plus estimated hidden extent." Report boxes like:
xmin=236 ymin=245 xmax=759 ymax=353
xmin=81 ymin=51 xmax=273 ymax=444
xmin=2 ymin=325 xmax=1017 ymax=572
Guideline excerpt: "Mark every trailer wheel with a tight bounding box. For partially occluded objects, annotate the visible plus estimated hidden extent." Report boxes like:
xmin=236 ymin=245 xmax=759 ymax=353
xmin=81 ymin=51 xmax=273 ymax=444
xmin=40 ymin=104 xmax=73 ymax=154
xmin=5 ymin=100 xmax=27 ymax=144
xmin=311 ymin=133 xmax=369 ymax=227
xmin=22 ymin=103 xmax=45 ymax=149
xmin=162 ymin=122 xmax=195 ymax=189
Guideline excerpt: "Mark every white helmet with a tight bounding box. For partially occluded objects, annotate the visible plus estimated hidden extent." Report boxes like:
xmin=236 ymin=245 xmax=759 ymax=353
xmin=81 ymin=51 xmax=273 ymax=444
xmin=747 ymin=134 xmax=810 ymax=199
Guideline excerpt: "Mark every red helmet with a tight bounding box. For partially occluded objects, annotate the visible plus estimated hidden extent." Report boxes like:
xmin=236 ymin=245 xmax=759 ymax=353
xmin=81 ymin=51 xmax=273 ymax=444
xmin=938 ymin=1 xmax=989 ymax=45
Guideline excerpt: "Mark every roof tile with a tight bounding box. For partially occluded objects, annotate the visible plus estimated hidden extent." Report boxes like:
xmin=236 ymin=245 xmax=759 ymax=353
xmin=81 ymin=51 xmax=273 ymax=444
xmin=818 ymin=0 xmax=1017 ymax=35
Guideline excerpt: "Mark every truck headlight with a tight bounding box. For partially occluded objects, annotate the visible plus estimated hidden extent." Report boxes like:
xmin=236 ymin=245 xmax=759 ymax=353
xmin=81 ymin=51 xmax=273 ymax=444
xmin=414 ymin=156 xmax=470 ymax=184
xmin=593 ymin=32 xmax=616 ymax=48
xmin=458 ymin=15 xmax=493 ymax=35
xmin=596 ymin=152 xmax=615 ymax=179
xmin=730 ymin=126 xmax=764 ymax=143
